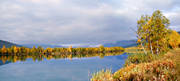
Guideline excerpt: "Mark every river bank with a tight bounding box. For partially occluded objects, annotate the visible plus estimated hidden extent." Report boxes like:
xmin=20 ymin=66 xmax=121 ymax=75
xmin=91 ymin=47 xmax=180 ymax=81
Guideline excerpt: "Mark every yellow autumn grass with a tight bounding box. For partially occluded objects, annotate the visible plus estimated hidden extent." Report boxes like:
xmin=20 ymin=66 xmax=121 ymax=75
xmin=125 ymin=46 xmax=144 ymax=54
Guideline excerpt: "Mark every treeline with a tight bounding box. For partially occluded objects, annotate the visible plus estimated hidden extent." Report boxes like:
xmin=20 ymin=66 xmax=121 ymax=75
xmin=0 ymin=45 xmax=124 ymax=55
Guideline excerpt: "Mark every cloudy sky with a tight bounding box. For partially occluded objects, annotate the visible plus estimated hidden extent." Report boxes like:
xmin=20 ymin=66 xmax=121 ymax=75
xmin=0 ymin=0 xmax=180 ymax=45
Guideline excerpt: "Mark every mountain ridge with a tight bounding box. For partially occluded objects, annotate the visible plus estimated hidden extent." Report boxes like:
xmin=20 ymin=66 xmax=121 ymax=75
xmin=103 ymin=40 xmax=137 ymax=48
xmin=0 ymin=39 xmax=138 ymax=48
xmin=0 ymin=40 xmax=20 ymax=48
xmin=23 ymin=44 xmax=63 ymax=48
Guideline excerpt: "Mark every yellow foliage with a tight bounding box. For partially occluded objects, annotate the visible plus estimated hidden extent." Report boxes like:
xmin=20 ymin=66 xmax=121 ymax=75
xmin=137 ymin=39 xmax=141 ymax=43
xmin=13 ymin=46 xmax=18 ymax=54
xmin=1 ymin=45 xmax=7 ymax=54
xmin=68 ymin=46 xmax=73 ymax=52
xmin=168 ymin=30 xmax=180 ymax=49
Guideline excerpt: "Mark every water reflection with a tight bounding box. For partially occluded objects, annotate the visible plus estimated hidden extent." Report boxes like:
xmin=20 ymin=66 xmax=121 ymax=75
xmin=0 ymin=52 xmax=124 ymax=64
xmin=0 ymin=52 xmax=127 ymax=81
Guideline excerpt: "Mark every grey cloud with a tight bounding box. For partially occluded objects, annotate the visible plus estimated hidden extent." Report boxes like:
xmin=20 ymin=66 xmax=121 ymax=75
xmin=0 ymin=0 xmax=180 ymax=45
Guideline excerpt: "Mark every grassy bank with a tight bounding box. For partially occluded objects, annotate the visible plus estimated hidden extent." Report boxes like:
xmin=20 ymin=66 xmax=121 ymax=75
xmin=91 ymin=48 xmax=180 ymax=81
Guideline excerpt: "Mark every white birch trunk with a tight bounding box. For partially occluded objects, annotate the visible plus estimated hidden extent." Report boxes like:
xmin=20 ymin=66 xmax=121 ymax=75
xmin=141 ymin=43 xmax=147 ymax=54
xmin=150 ymin=40 xmax=154 ymax=54
xmin=156 ymin=41 xmax=159 ymax=54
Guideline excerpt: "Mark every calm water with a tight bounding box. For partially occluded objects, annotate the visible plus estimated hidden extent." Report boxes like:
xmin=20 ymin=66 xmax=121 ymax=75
xmin=0 ymin=53 xmax=128 ymax=81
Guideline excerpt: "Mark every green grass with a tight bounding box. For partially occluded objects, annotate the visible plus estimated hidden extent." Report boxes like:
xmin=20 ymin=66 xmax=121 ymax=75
xmin=124 ymin=53 xmax=164 ymax=66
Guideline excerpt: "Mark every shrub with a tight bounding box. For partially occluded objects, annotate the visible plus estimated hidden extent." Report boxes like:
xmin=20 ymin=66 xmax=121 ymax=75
xmin=114 ymin=59 xmax=177 ymax=81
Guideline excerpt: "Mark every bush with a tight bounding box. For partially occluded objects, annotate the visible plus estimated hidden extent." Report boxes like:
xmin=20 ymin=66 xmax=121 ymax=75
xmin=114 ymin=59 xmax=177 ymax=81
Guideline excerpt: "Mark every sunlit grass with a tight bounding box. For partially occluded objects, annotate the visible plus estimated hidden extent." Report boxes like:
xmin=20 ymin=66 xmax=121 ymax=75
xmin=125 ymin=46 xmax=144 ymax=54
xmin=166 ymin=48 xmax=180 ymax=80
xmin=90 ymin=69 xmax=113 ymax=81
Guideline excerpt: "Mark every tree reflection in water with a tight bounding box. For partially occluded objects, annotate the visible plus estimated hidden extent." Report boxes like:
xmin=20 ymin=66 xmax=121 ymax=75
xmin=0 ymin=52 xmax=124 ymax=64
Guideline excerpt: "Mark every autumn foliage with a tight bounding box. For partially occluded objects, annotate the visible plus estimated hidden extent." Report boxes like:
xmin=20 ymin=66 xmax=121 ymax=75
xmin=168 ymin=30 xmax=180 ymax=49
xmin=0 ymin=45 xmax=124 ymax=56
xmin=137 ymin=10 xmax=170 ymax=54
xmin=113 ymin=59 xmax=177 ymax=81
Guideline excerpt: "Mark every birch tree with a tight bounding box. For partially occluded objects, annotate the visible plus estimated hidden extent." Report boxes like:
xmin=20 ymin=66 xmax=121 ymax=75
xmin=137 ymin=10 xmax=170 ymax=54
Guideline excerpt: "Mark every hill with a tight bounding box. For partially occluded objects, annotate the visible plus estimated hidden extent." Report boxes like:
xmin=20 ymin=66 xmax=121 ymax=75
xmin=23 ymin=40 xmax=138 ymax=48
xmin=23 ymin=44 xmax=63 ymax=48
xmin=0 ymin=40 xmax=138 ymax=48
xmin=103 ymin=40 xmax=137 ymax=48
xmin=0 ymin=40 xmax=20 ymax=48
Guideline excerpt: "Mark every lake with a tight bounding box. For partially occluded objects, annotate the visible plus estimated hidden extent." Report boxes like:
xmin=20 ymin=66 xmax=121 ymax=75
xmin=0 ymin=53 xmax=128 ymax=81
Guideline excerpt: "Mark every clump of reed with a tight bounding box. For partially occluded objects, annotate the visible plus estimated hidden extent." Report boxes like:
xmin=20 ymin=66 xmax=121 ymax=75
xmin=91 ymin=69 xmax=113 ymax=81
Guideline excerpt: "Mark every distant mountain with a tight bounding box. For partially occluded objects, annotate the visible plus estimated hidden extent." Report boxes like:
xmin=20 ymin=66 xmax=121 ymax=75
xmin=23 ymin=44 xmax=63 ymax=48
xmin=103 ymin=40 xmax=137 ymax=48
xmin=23 ymin=43 xmax=101 ymax=48
xmin=0 ymin=40 xmax=21 ymax=48
xmin=178 ymin=31 xmax=180 ymax=34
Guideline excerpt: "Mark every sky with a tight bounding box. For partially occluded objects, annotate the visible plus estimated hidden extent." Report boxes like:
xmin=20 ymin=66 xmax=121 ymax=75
xmin=0 ymin=0 xmax=180 ymax=45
